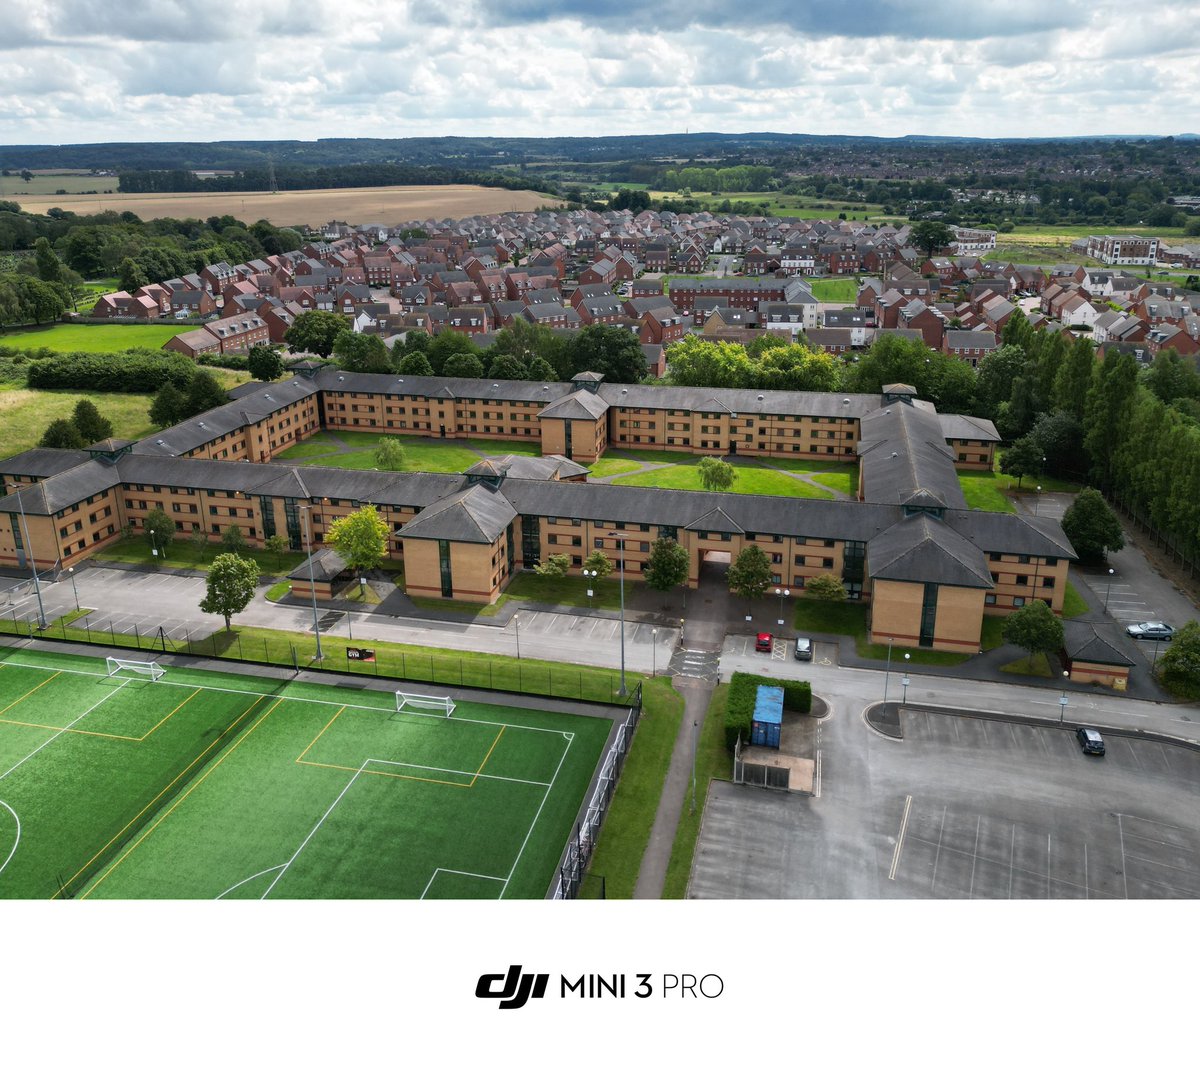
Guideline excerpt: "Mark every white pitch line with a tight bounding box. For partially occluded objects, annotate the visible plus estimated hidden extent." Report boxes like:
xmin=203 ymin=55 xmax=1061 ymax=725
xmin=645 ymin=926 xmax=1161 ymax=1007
xmin=0 ymin=679 xmax=129 ymax=782
xmin=260 ymin=760 xmax=370 ymax=900
xmin=888 ymin=794 xmax=913 ymax=881
xmin=499 ymin=732 xmax=574 ymax=899
xmin=367 ymin=757 xmax=551 ymax=787
xmin=420 ymin=866 xmax=505 ymax=900
xmin=0 ymin=800 xmax=20 ymax=877
xmin=215 ymin=864 xmax=287 ymax=900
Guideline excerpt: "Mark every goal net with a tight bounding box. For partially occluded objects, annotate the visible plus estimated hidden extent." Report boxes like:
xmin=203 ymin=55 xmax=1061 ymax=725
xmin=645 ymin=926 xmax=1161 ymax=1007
xmin=106 ymin=657 xmax=165 ymax=682
xmin=395 ymin=691 xmax=455 ymax=717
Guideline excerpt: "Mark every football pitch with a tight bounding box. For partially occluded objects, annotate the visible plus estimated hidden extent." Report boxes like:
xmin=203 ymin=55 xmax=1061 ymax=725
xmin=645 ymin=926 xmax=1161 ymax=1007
xmin=0 ymin=647 xmax=612 ymax=899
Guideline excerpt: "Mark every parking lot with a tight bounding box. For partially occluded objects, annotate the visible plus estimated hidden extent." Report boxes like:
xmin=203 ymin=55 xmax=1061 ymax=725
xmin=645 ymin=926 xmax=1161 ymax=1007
xmin=722 ymin=631 xmax=836 ymax=666
xmin=690 ymin=706 xmax=1200 ymax=899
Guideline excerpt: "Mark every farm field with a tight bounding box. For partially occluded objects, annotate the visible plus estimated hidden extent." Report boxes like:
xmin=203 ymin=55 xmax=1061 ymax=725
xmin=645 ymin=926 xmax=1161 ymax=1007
xmin=0 ymin=172 xmax=118 ymax=197
xmin=0 ymin=322 xmax=190 ymax=353
xmin=0 ymin=647 xmax=610 ymax=899
xmin=10 ymin=184 xmax=562 ymax=226
xmin=648 ymin=189 xmax=888 ymax=221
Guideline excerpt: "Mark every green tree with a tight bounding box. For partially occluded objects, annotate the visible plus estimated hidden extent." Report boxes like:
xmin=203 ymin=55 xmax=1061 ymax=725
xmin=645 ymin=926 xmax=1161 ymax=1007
xmin=1060 ymin=488 xmax=1124 ymax=563
xmin=526 ymin=356 xmax=559 ymax=382
xmin=975 ymin=344 xmax=1027 ymax=419
xmin=71 ymin=398 xmax=113 ymax=444
xmin=333 ymin=330 xmax=390 ymax=373
xmin=910 ymin=220 xmax=957 ymax=258
xmin=697 ymin=456 xmax=736 ymax=492
xmin=1001 ymin=599 xmax=1065 ymax=674
xmin=442 ymin=351 xmax=485 ymax=378
xmin=143 ymin=507 xmax=176 ymax=556
xmin=643 ymin=537 xmax=690 ymax=592
xmin=149 ymin=381 xmax=186 ymax=427
xmin=1053 ymin=336 xmax=1096 ymax=420
xmin=727 ymin=544 xmax=773 ymax=603
xmin=566 ymin=324 xmax=647 ymax=383
xmin=396 ymin=350 xmax=434 ymax=376
xmin=534 ymin=552 xmax=571 ymax=578
xmin=184 ymin=370 xmax=228 ymax=417
xmin=189 ymin=528 xmax=210 ymax=561
xmin=487 ymin=353 xmax=529 ymax=380
xmin=374 ymin=436 xmax=405 ymax=471
xmin=33 ymin=237 xmax=63 ymax=284
xmin=999 ymin=435 xmax=1044 ymax=489
xmin=40 ymin=418 xmax=84 ymax=449
xmin=426 ymin=330 xmax=478 ymax=373
xmin=284 ymin=310 xmax=347 ymax=358
xmin=264 ymin=533 xmax=290 ymax=569
xmin=1157 ymin=620 xmax=1200 ymax=699
xmin=247 ymin=343 xmax=285 ymax=382
xmin=221 ymin=523 xmax=248 ymax=555
xmin=582 ymin=550 xmax=613 ymax=578
xmin=199 ymin=553 xmax=259 ymax=631
xmin=327 ymin=504 xmax=389 ymax=575
xmin=118 ymin=256 xmax=147 ymax=293
xmin=1082 ymin=350 xmax=1137 ymax=486
xmin=805 ymin=573 xmax=846 ymax=601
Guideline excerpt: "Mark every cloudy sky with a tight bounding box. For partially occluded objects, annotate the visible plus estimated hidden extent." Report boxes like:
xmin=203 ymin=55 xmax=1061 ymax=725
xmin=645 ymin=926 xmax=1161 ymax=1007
xmin=1 ymin=0 xmax=1195 ymax=145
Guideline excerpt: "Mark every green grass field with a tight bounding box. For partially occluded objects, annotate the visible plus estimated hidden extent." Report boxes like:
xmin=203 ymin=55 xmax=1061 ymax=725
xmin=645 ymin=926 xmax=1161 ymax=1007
xmin=0 ymin=385 xmax=161 ymax=456
xmin=612 ymin=455 xmax=835 ymax=498
xmin=274 ymin=433 xmax=540 ymax=472
xmin=809 ymin=279 xmax=859 ymax=304
xmin=0 ymin=323 xmax=190 ymax=353
xmin=0 ymin=173 xmax=118 ymax=197
xmin=0 ymin=647 xmax=610 ymax=899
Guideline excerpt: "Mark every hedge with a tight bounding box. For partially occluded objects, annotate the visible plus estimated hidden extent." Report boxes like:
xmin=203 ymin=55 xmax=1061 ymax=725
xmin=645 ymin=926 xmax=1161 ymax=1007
xmin=199 ymin=352 xmax=250 ymax=371
xmin=26 ymin=349 xmax=197 ymax=392
xmin=724 ymin=671 xmax=812 ymax=751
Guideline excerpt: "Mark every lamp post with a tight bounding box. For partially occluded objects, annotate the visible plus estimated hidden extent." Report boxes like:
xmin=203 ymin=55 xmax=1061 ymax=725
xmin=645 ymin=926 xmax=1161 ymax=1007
xmin=67 ymin=566 xmax=79 ymax=611
xmin=607 ymin=531 xmax=629 ymax=696
xmin=883 ymin=636 xmax=895 ymax=703
xmin=1034 ymin=486 xmax=1042 ymax=516
xmin=583 ymin=568 xmax=597 ymax=611
xmin=901 ymin=652 xmax=911 ymax=704
xmin=12 ymin=486 xmax=47 ymax=630
xmin=651 ymin=627 xmax=658 ymax=677
xmin=1102 ymin=568 xmax=1115 ymax=613
xmin=299 ymin=503 xmax=323 ymax=661
xmin=1058 ymin=670 xmax=1069 ymax=726
xmin=513 ymin=612 xmax=521 ymax=661
xmin=775 ymin=586 xmax=790 ymax=627
xmin=1151 ymin=637 xmax=1162 ymax=672
xmin=149 ymin=528 xmax=158 ymax=558
xmin=690 ymin=718 xmax=699 ymax=815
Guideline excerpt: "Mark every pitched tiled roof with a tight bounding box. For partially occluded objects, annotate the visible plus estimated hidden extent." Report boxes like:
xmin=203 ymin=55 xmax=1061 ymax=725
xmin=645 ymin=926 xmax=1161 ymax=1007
xmin=868 ymin=513 xmax=994 ymax=588
xmin=399 ymin=484 xmax=517 ymax=543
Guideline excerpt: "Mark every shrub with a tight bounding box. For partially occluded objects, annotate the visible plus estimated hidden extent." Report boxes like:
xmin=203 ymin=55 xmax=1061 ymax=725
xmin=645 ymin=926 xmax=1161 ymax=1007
xmin=724 ymin=671 xmax=812 ymax=751
xmin=26 ymin=348 xmax=196 ymax=392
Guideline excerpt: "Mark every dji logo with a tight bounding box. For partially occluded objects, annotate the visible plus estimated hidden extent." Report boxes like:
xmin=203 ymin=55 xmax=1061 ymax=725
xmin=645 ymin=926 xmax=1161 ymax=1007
xmin=475 ymin=965 xmax=549 ymax=1010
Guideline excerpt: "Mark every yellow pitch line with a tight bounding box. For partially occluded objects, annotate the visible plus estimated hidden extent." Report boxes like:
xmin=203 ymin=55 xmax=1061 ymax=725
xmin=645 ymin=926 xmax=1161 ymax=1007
xmin=295 ymin=705 xmax=347 ymax=764
xmin=0 ymin=671 xmax=62 ymax=717
xmin=296 ymin=758 xmax=472 ymax=789
xmin=57 ymin=693 xmax=271 ymax=898
xmin=471 ymin=726 xmax=506 ymax=786
xmin=0 ymin=716 xmax=142 ymax=743
xmin=81 ymin=696 xmax=286 ymax=900
xmin=135 ymin=688 xmax=202 ymax=742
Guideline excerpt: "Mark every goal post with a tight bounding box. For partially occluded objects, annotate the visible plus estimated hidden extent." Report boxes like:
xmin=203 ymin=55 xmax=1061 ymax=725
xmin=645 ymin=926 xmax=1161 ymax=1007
xmin=395 ymin=691 xmax=455 ymax=718
xmin=105 ymin=657 xmax=165 ymax=682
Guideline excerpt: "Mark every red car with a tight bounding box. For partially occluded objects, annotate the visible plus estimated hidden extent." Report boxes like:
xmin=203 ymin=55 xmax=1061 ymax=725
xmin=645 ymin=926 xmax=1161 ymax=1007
xmin=755 ymin=632 xmax=773 ymax=653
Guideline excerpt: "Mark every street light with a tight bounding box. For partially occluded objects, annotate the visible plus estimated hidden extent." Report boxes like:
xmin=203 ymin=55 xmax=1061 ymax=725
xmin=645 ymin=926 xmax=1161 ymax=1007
xmin=606 ymin=531 xmax=630 ymax=696
xmin=149 ymin=528 xmax=158 ymax=558
xmin=901 ymin=652 xmax=910 ymax=704
xmin=1102 ymin=568 xmax=1115 ymax=613
xmin=513 ymin=612 xmax=521 ymax=661
xmin=774 ymin=586 xmax=790 ymax=627
xmin=298 ymin=503 xmax=324 ymax=661
xmin=690 ymin=718 xmax=699 ymax=815
xmin=1059 ymin=670 xmax=1069 ymax=726
xmin=10 ymin=484 xmax=46 ymax=630
xmin=1034 ymin=486 xmax=1042 ymax=516
xmin=583 ymin=568 xmax=597 ymax=611
xmin=651 ymin=627 xmax=658 ymax=677
xmin=883 ymin=636 xmax=895 ymax=703
xmin=67 ymin=566 xmax=79 ymax=611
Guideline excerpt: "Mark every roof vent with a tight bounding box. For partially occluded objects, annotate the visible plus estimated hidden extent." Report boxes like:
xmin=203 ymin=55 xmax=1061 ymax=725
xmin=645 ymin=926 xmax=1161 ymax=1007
xmin=843 ymin=398 xmax=850 ymax=404
xmin=155 ymin=439 xmax=166 ymax=446
xmin=891 ymin=452 xmax=898 ymax=458
xmin=492 ymin=384 xmax=498 ymax=388
xmin=757 ymin=394 xmax=764 ymax=400
xmin=338 ymin=376 xmax=344 ymax=381
xmin=886 ymin=408 xmax=891 ymax=414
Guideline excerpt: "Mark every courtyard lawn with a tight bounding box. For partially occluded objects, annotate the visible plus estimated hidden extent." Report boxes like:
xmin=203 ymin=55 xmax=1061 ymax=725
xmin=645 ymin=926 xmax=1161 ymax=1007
xmin=959 ymin=472 xmax=1018 ymax=514
xmin=0 ymin=322 xmax=191 ymax=353
xmin=1062 ymin=582 xmax=1089 ymax=619
xmin=274 ymin=434 xmax=539 ymax=473
xmin=809 ymin=279 xmax=859 ymax=304
xmin=612 ymin=456 xmax=833 ymax=498
xmin=811 ymin=470 xmax=856 ymax=495
xmin=587 ymin=457 xmax=643 ymax=479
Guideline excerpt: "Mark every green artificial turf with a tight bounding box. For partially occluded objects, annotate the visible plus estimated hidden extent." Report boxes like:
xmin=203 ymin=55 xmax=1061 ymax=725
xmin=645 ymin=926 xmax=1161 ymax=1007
xmin=0 ymin=646 xmax=610 ymax=900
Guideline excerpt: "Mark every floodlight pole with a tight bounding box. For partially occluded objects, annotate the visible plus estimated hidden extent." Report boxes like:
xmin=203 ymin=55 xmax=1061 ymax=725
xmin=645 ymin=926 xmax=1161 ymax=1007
xmin=14 ymin=489 xmax=47 ymax=630
xmin=514 ymin=613 xmax=521 ymax=661
xmin=608 ymin=531 xmax=629 ymax=696
xmin=300 ymin=504 xmax=323 ymax=661
xmin=67 ymin=566 xmax=79 ymax=611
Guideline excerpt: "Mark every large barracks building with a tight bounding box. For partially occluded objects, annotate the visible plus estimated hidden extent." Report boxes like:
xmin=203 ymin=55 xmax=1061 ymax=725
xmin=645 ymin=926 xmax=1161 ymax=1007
xmin=0 ymin=369 xmax=1073 ymax=653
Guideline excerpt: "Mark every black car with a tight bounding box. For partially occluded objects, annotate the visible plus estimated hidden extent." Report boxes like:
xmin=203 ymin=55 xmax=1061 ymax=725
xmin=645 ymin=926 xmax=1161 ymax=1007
xmin=1076 ymin=727 xmax=1105 ymax=756
xmin=793 ymin=637 xmax=813 ymax=662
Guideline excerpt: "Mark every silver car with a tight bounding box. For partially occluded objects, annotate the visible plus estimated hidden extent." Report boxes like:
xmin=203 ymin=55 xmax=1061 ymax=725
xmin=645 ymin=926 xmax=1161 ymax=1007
xmin=1126 ymin=622 xmax=1175 ymax=641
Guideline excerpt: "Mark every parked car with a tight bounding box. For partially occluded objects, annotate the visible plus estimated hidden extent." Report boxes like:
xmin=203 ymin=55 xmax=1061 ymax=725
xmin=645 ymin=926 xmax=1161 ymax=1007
xmin=1076 ymin=727 xmax=1106 ymax=756
xmin=1126 ymin=621 xmax=1175 ymax=641
xmin=755 ymin=632 xmax=773 ymax=653
xmin=794 ymin=637 xmax=813 ymax=662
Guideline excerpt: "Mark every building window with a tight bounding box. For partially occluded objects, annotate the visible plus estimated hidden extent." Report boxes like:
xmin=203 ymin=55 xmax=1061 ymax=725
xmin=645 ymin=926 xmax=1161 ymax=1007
xmin=985 ymin=594 xmax=997 ymax=606
xmin=1013 ymin=596 xmax=1026 ymax=608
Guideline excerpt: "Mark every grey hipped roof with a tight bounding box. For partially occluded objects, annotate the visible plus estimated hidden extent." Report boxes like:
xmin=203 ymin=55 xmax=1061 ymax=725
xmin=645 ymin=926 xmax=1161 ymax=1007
xmin=858 ymin=404 xmax=967 ymax=510
xmin=868 ymin=514 xmax=994 ymax=588
xmin=938 ymin=413 xmax=1002 ymax=442
xmin=288 ymin=547 xmax=347 ymax=583
xmin=1063 ymin=621 xmax=1135 ymax=668
xmin=538 ymin=391 xmax=609 ymax=421
xmin=399 ymin=484 xmax=517 ymax=543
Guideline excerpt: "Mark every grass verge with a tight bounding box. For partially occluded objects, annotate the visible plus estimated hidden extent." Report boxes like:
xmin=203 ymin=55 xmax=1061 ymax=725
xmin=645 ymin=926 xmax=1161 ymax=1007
xmin=582 ymin=677 xmax=683 ymax=899
xmin=792 ymin=599 xmax=971 ymax=664
xmin=1062 ymin=582 xmax=1089 ymax=618
xmin=264 ymin=580 xmax=291 ymax=601
xmin=1000 ymin=653 xmax=1053 ymax=677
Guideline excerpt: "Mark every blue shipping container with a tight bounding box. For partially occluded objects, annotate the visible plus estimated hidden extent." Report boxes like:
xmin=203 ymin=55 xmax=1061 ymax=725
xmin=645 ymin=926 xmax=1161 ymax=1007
xmin=750 ymin=685 xmax=784 ymax=749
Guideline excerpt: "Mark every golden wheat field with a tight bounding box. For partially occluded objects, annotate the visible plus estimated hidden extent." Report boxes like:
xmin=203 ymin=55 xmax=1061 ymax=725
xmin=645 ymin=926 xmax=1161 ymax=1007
xmin=11 ymin=184 xmax=561 ymax=225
